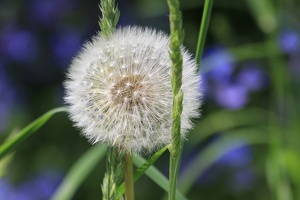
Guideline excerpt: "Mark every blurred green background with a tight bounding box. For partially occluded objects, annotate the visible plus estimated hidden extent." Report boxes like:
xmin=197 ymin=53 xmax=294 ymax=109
xmin=0 ymin=0 xmax=300 ymax=199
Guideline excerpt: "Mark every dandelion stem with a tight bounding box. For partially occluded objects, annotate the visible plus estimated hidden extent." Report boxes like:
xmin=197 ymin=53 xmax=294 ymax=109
xmin=124 ymin=153 xmax=134 ymax=200
xmin=195 ymin=0 xmax=214 ymax=71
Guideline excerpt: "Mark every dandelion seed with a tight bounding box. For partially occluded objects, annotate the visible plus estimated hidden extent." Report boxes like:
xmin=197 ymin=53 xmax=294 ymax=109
xmin=64 ymin=26 xmax=202 ymax=154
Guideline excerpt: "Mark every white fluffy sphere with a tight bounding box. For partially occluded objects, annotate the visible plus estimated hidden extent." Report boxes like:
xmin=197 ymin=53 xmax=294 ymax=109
xmin=64 ymin=26 xmax=201 ymax=154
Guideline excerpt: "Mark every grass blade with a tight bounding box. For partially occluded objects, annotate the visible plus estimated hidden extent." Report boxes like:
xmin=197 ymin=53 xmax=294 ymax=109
xmin=133 ymin=154 xmax=187 ymax=200
xmin=118 ymin=145 xmax=169 ymax=194
xmin=195 ymin=0 xmax=214 ymax=70
xmin=51 ymin=144 xmax=106 ymax=200
xmin=0 ymin=107 xmax=67 ymax=159
xmin=179 ymin=127 xmax=270 ymax=194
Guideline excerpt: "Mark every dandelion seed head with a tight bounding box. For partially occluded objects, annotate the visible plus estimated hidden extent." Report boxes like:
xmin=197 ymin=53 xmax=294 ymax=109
xmin=64 ymin=26 xmax=202 ymax=154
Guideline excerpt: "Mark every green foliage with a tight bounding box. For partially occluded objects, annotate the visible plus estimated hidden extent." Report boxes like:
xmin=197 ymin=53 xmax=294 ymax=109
xmin=0 ymin=107 xmax=67 ymax=160
xmin=195 ymin=0 xmax=214 ymax=69
xmin=133 ymin=154 xmax=188 ymax=200
xmin=166 ymin=0 xmax=185 ymax=199
xmin=179 ymin=127 xmax=270 ymax=194
xmin=51 ymin=145 xmax=107 ymax=200
xmin=117 ymin=145 xmax=169 ymax=194
xmin=4 ymin=0 xmax=300 ymax=199
xmin=98 ymin=0 xmax=120 ymax=37
xmin=102 ymin=147 xmax=124 ymax=200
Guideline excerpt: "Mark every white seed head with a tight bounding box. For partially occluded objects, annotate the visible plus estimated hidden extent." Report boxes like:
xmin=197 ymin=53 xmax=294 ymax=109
xmin=64 ymin=26 xmax=202 ymax=154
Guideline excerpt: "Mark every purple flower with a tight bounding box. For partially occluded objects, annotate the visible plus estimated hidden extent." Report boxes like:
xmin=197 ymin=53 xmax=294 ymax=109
xmin=0 ymin=179 xmax=16 ymax=200
xmin=0 ymin=170 xmax=63 ymax=200
xmin=218 ymin=145 xmax=252 ymax=167
xmin=50 ymin=28 xmax=83 ymax=68
xmin=23 ymin=171 xmax=62 ymax=200
xmin=203 ymin=46 xmax=235 ymax=84
xmin=0 ymin=29 xmax=39 ymax=63
xmin=237 ymin=64 xmax=268 ymax=91
xmin=213 ymin=84 xmax=248 ymax=110
xmin=279 ymin=29 xmax=300 ymax=54
xmin=29 ymin=0 xmax=74 ymax=26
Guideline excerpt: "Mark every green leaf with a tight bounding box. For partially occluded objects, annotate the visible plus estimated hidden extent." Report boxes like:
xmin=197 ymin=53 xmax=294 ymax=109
xmin=132 ymin=154 xmax=188 ymax=200
xmin=179 ymin=127 xmax=271 ymax=194
xmin=0 ymin=107 xmax=67 ymax=160
xmin=195 ymin=0 xmax=214 ymax=70
xmin=188 ymin=107 xmax=268 ymax=149
xmin=118 ymin=145 xmax=169 ymax=194
xmin=51 ymin=144 xmax=107 ymax=200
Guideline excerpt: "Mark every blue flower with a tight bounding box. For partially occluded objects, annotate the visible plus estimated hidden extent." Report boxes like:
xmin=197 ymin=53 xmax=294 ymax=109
xmin=1 ymin=28 xmax=39 ymax=63
xmin=29 ymin=0 xmax=73 ymax=26
xmin=213 ymin=83 xmax=248 ymax=110
xmin=279 ymin=29 xmax=300 ymax=54
xmin=0 ymin=179 xmax=17 ymax=200
xmin=18 ymin=171 xmax=62 ymax=200
xmin=50 ymin=28 xmax=83 ymax=68
xmin=237 ymin=63 xmax=268 ymax=91
xmin=202 ymin=46 xmax=235 ymax=84
xmin=0 ymin=170 xmax=63 ymax=200
xmin=218 ymin=145 xmax=252 ymax=167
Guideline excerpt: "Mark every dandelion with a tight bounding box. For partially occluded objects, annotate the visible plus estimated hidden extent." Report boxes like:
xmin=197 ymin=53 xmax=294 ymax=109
xmin=64 ymin=26 xmax=201 ymax=154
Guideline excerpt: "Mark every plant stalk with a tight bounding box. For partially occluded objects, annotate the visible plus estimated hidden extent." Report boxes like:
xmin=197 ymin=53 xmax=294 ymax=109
xmin=195 ymin=0 xmax=214 ymax=71
xmin=124 ymin=153 xmax=134 ymax=200
xmin=167 ymin=0 xmax=184 ymax=198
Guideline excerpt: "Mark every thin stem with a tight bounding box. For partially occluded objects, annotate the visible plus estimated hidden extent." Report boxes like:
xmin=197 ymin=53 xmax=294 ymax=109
xmin=124 ymin=153 xmax=134 ymax=200
xmin=169 ymin=152 xmax=181 ymax=200
xmin=195 ymin=0 xmax=214 ymax=71
xmin=101 ymin=147 xmax=124 ymax=200
xmin=166 ymin=0 xmax=184 ymax=198
xmin=97 ymin=0 xmax=121 ymax=199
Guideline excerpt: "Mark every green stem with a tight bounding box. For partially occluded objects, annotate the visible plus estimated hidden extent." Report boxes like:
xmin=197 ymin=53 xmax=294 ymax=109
xmin=97 ymin=0 xmax=121 ymax=199
xmin=102 ymin=147 xmax=124 ymax=200
xmin=167 ymin=0 xmax=184 ymax=198
xmin=168 ymin=92 xmax=183 ymax=200
xmin=195 ymin=0 xmax=214 ymax=71
xmin=124 ymin=153 xmax=134 ymax=200
xmin=169 ymin=152 xmax=181 ymax=200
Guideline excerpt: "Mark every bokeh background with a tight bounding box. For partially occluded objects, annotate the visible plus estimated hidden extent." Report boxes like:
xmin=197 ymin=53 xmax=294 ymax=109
xmin=1 ymin=0 xmax=300 ymax=199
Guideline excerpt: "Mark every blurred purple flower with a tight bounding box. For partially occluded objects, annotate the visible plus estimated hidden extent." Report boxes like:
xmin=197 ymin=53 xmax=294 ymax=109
xmin=29 ymin=0 xmax=73 ymax=25
xmin=218 ymin=145 xmax=252 ymax=167
xmin=0 ymin=170 xmax=63 ymax=200
xmin=213 ymin=84 xmax=248 ymax=110
xmin=0 ymin=29 xmax=39 ymax=63
xmin=279 ymin=29 xmax=300 ymax=54
xmin=51 ymin=28 xmax=83 ymax=68
xmin=203 ymin=46 xmax=235 ymax=84
xmin=18 ymin=171 xmax=63 ymax=200
xmin=237 ymin=64 xmax=268 ymax=91
xmin=0 ymin=179 xmax=17 ymax=200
